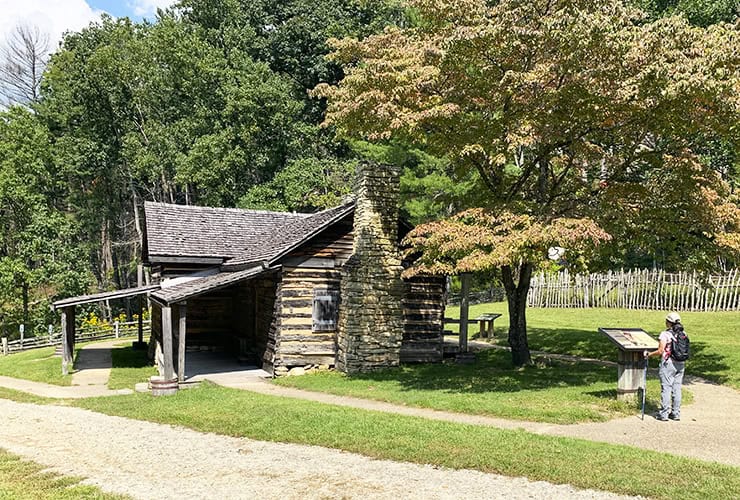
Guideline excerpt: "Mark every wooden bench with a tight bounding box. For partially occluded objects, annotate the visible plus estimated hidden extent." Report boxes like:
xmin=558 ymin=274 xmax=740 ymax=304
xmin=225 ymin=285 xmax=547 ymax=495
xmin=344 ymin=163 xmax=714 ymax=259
xmin=473 ymin=313 xmax=501 ymax=339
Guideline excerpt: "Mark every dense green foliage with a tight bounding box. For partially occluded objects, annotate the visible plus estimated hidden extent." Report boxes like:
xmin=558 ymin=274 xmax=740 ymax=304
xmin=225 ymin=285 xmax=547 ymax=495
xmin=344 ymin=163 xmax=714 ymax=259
xmin=0 ymin=0 xmax=738 ymax=339
xmin=0 ymin=1 xmax=409 ymax=336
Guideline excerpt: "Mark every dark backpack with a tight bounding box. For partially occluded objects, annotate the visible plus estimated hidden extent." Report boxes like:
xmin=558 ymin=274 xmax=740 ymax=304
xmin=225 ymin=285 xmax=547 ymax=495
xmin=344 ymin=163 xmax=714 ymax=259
xmin=671 ymin=330 xmax=690 ymax=362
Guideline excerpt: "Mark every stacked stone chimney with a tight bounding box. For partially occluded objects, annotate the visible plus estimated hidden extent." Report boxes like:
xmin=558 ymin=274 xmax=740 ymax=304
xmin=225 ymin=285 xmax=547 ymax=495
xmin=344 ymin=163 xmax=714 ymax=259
xmin=336 ymin=162 xmax=404 ymax=373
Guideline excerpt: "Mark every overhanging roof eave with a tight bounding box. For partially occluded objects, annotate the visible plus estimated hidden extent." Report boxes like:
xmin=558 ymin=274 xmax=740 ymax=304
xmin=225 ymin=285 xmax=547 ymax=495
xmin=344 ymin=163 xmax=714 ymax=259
xmin=52 ymin=285 xmax=161 ymax=310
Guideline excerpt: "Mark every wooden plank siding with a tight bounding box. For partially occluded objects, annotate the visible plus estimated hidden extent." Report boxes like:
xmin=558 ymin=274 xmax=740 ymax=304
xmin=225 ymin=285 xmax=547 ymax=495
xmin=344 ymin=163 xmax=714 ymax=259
xmin=271 ymin=216 xmax=354 ymax=369
xmin=273 ymin=266 xmax=341 ymax=368
xmin=401 ymin=276 xmax=445 ymax=363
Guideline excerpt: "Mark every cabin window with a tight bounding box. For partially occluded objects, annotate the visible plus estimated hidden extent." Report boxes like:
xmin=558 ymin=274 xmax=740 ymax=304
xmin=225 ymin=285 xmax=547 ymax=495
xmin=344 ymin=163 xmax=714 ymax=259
xmin=312 ymin=289 xmax=339 ymax=332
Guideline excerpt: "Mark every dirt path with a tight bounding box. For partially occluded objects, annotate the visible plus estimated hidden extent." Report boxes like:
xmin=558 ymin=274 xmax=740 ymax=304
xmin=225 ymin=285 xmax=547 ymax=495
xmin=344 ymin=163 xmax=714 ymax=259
xmin=0 ymin=399 xmax=635 ymax=500
xmin=71 ymin=339 xmax=118 ymax=386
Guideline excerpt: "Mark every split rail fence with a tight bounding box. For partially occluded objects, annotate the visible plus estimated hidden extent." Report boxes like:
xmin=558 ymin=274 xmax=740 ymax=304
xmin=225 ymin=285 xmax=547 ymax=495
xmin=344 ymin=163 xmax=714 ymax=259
xmin=527 ymin=269 xmax=740 ymax=311
xmin=1 ymin=320 xmax=152 ymax=355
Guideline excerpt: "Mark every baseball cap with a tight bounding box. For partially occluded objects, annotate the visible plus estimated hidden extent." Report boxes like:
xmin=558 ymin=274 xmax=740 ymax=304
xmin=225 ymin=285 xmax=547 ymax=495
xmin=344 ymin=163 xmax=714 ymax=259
xmin=665 ymin=312 xmax=681 ymax=323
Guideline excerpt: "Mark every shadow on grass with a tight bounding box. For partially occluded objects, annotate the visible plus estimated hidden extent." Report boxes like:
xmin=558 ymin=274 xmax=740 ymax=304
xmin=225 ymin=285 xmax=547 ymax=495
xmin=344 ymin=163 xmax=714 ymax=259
xmin=524 ymin=327 xmax=731 ymax=385
xmin=110 ymin=345 xmax=151 ymax=370
xmin=345 ymin=349 xmax=617 ymax=395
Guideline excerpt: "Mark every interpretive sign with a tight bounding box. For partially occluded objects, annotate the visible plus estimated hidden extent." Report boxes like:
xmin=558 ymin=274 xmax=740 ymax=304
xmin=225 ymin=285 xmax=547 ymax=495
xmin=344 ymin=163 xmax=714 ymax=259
xmin=598 ymin=327 xmax=658 ymax=402
xmin=599 ymin=328 xmax=658 ymax=351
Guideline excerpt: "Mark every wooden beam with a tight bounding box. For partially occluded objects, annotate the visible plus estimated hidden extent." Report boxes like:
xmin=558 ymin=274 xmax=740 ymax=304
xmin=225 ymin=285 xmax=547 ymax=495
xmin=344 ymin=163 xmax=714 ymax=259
xmin=61 ymin=306 xmax=75 ymax=375
xmin=178 ymin=303 xmax=187 ymax=383
xmin=459 ymin=273 xmax=471 ymax=353
xmin=162 ymin=305 xmax=175 ymax=381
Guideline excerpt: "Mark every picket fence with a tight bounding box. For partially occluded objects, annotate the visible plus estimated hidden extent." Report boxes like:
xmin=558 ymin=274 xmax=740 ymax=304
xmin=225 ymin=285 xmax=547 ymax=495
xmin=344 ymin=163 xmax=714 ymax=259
xmin=527 ymin=269 xmax=740 ymax=311
xmin=1 ymin=320 xmax=152 ymax=355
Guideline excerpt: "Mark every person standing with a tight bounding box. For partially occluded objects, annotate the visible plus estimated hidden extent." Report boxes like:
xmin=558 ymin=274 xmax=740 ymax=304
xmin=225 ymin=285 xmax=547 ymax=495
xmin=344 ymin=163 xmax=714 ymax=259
xmin=645 ymin=312 xmax=686 ymax=421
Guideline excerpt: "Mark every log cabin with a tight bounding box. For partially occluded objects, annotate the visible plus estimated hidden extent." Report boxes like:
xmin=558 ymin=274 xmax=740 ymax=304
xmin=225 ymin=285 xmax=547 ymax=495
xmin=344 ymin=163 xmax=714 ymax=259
xmin=135 ymin=163 xmax=446 ymax=381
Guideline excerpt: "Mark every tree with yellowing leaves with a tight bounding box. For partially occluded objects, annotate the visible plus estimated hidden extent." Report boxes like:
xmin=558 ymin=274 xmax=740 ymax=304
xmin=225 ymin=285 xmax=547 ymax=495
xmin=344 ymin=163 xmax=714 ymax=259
xmin=316 ymin=0 xmax=740 ymax=365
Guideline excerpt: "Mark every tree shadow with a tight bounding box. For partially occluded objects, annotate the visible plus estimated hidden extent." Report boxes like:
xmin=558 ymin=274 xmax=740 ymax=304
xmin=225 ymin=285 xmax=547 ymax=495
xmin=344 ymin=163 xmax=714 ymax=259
xmin=346 ymin=349 xmax=618 ymax=395
xmin=523 ymin=327 xmax=730 ymax=385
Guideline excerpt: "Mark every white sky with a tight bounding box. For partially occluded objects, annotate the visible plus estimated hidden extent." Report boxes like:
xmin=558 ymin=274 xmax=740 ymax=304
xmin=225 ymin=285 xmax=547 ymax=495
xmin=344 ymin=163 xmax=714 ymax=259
xmin=0 ymin=0 xmax=176 ymax=54
xmin=130 ymin=0 xmax=174 ymax=17
xmin=0 ymin=0 xmax=103 ymax=53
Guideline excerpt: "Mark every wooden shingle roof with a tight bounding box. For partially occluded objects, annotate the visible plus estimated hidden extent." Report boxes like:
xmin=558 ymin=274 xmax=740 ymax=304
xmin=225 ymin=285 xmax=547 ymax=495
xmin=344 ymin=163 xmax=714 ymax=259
xmin=144 ymin=202 xmax=311 ymax=262
xmin=222 ymin=202 xmax=355 ymax=269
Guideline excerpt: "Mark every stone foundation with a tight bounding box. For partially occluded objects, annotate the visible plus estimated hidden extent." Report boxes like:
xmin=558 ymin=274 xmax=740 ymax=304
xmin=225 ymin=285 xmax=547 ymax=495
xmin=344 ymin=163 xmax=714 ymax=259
xmin=336 ymin=163 xmax=404 ymax=373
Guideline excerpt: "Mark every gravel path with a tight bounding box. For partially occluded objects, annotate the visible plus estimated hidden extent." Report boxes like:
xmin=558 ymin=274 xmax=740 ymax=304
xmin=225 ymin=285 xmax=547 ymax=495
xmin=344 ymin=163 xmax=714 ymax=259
xmin=0 ymin=399 xmax=635 ymax=500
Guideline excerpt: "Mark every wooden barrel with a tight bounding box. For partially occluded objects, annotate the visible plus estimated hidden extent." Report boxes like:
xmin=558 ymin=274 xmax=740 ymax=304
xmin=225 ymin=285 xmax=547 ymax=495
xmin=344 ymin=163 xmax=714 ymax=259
xmin=616 ymin=350 xmax=645 ymax=402
xmin=150 ymin=376 xmax=178 ymax=396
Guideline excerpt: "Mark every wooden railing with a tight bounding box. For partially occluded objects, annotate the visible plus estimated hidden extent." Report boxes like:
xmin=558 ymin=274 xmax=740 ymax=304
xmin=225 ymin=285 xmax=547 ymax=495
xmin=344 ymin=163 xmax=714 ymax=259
xmin=527 ymin=269 xmax=740 ymax=311
xmin=1 ymin=320 xmax=152 ymax=355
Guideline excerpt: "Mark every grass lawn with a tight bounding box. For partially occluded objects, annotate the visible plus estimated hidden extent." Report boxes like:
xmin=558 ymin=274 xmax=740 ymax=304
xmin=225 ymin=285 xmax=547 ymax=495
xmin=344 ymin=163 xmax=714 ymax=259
xmin=445 ymin=303 xmax=740 ymax=389
xmin=108 ymin=345 xmax=156 ymax=390
xmin=0 ymin=387 xmax=55 ymax=405
xmin=275 ymin=349 xmax=682 ymax=423
xmin=0 ymin=347 xmax=71 ymax=386
xmin=74 ymin=383 xmax=739 ymax=500
xmin=0 ymin=448 xmax=126 ymax=499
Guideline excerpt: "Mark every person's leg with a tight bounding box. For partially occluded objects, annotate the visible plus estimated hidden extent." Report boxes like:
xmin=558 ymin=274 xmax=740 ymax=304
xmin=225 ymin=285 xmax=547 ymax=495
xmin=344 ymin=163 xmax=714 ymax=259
xmin=658 ymin=360 xmax=675 ymax=419
xmin=671 ymin=361 xmax=685 ymax=419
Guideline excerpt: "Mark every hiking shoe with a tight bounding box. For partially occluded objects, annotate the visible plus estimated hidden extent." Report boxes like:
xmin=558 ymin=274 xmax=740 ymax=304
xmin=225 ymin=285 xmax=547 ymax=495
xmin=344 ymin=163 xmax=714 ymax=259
xmin=654 ymin=413 xmax=669 ymax=421
xmin=668 ymin=413 xmax=680 ymax=421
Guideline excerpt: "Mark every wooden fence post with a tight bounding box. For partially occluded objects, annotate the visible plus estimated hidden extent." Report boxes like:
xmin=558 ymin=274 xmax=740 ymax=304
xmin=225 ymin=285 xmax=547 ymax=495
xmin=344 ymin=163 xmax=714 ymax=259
xmin=1 ymin=337 xmax=7 ymax=356
xmin=19 ymin=324 xmax=24 ymax=349
xmin=114 ymin=321 xmax=120 ymax=338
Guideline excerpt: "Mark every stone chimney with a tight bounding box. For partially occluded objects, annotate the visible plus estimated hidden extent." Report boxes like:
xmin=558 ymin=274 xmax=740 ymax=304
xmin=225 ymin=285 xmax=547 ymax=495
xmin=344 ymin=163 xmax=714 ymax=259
xmin=336 ymin=162 xmax=404 ymax=373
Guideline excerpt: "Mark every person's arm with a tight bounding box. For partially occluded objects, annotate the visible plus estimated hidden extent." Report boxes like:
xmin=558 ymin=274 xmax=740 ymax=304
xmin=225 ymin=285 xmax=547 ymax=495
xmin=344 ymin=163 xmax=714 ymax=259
xmin=646 ymin=337 xmax=666 ymax=358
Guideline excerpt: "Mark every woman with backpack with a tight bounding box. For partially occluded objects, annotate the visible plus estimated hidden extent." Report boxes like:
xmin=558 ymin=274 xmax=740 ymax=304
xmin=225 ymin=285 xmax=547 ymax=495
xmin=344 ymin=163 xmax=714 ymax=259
xmin=645 ymin=312 xmax=689 ymax=421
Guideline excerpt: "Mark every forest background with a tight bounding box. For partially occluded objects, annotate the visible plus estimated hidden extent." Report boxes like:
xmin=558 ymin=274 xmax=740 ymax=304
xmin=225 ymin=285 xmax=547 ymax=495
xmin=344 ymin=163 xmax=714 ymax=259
xmin=0 ymin=0 xmax=738 ymax=339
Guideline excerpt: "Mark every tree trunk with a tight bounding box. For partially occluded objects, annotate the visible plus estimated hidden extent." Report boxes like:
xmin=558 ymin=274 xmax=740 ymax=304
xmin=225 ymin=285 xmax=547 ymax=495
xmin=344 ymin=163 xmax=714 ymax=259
xmin=501 ymin=263 xmax=533 ymax=366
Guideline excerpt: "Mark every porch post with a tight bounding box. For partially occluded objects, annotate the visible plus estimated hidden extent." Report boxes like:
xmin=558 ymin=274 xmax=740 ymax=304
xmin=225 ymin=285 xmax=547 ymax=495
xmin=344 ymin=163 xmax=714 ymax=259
xmin=456 ymin=273 xmax=475 ymax=363
xmin=61 ymin=306 xmax=76 ymax=375
xmin=178 ymin=303 xmax=187 ymax=383
xmin=161 ymin=304 xmax=175 ymax=380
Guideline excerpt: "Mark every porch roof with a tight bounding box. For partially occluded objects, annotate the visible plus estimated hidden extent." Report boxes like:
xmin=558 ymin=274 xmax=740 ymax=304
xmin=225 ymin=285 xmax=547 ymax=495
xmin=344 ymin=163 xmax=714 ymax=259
xmin=51 ymin=285 xmax=161 ymax=310
xmin=150 ymin=265 xmax=276 ymax=305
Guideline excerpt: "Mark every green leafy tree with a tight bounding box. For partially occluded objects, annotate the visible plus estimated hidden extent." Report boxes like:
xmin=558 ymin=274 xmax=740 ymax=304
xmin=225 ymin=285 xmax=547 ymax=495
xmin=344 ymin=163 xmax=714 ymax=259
xmin=0 ymin=106 xmax=91 ymax=337
xmin=316 ymin=0 xmax=740 ymax=365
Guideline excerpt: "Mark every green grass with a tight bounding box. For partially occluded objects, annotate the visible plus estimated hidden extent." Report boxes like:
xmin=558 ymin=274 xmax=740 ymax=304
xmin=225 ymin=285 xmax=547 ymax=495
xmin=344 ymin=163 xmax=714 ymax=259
xmin=0 ymin=448 xmax=127 ymax=499
xmin=0 ymin=387 xmax=56 ymax=405
xmin=445 ymin=303 xmax=740 ymax=389
xmin=74 ymin=383 xmax=739 ymax=500
xmin=0 ymin=347 xmax=70 ymax=386
xmin=275 ymin=349 xmax=688 ymax=423
xmin=108 ymin=345 xmax=156 ymax=390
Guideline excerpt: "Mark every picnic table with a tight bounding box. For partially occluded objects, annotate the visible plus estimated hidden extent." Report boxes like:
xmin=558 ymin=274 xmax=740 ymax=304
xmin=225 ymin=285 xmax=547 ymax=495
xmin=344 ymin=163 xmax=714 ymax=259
xmin=443 ymin=313 xmax=502 ymax=339
xmin=474 ymin=313 xmax=501 ymax=339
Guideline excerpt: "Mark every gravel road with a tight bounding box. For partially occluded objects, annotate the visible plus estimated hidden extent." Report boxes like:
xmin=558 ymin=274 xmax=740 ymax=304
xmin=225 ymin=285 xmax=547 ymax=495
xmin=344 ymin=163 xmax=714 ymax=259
xmin=1 ymin=399 xmax=636 ymax=500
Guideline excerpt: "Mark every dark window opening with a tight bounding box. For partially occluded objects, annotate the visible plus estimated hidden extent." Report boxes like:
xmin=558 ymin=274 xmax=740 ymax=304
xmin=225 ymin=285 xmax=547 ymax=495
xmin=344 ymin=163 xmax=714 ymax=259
xmin=312 ymin=289 xmax=339 ymax=332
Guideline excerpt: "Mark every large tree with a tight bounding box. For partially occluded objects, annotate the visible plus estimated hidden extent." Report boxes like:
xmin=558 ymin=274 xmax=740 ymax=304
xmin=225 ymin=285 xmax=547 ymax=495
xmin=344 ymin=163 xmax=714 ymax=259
xmin=316 ymin=0 xmax=740 ymax=365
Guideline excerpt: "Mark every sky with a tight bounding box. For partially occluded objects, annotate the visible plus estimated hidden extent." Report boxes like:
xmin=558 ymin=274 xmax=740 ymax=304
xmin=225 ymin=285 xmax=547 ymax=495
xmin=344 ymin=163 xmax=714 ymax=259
xmin=0 ymin=0 xmax=176 ymax=53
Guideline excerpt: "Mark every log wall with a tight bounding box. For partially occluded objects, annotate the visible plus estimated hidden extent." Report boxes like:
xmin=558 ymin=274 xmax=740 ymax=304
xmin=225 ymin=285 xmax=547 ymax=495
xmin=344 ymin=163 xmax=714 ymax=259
xmin=401 ymin=276 xmax=445 ymax=363
xmin=273 ymin=265 xmax=341 ymax=374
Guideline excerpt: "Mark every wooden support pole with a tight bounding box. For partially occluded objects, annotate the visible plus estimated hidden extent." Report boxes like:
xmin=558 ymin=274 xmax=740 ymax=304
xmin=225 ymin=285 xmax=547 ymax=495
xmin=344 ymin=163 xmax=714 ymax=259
xmin=178 ymin=303 xmax=187 ymax=383
xmin=61 ymin=306 xmax=75 ymax=375
xmin=161 ymin=305 xmax=175 ymax=381
xmin=138 ymin=294 xmax=144 ymax=344
xmin=459 ymin=273 xmax=471 ymax=353
xmin=1 ymin=337 xmax=7 ymax=356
